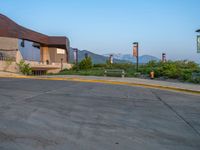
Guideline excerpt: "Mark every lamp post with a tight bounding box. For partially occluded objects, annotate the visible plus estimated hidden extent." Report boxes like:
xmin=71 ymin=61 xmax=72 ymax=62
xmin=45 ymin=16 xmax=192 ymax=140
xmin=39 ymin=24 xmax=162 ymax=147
xmin=73 ymin=48 xmax=78 ymax=65
xmin=133 ymin=42 xmax=139 ymax=72
xmin=61 ymin=58 xmax=63 ymax=70
xmin=109 ymin=54 xmax=113 ymax=64
xmin=162 ymin=53 xmax=167 ymax=62
xmin=196 ymin=29 xmax=200 ymax=53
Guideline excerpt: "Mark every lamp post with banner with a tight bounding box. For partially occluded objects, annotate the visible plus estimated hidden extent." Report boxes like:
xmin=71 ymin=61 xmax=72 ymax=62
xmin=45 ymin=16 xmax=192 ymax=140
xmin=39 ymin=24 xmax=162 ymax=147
xmin=109 ymin=54 xmax=113 ymax=64
xmin=196 ymin=29 xmax=200 ymax=53
xmin=133 ymin=42 xmax=139 ymax=72
xmin=162 ymin=53 xmax=167 ymax=62
xmin=73 ymin=48 xmax=78 ymax=65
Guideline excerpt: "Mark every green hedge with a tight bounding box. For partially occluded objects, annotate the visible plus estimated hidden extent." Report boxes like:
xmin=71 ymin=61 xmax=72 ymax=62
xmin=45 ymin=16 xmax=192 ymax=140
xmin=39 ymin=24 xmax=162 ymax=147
xmin=57 ymin=60 xmax=200 ymax=83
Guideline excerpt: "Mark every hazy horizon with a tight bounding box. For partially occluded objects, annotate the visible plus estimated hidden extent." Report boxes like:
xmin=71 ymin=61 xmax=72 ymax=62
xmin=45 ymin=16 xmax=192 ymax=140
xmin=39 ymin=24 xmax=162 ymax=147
xmin=0 ymin=0 xmax=200 ymax=63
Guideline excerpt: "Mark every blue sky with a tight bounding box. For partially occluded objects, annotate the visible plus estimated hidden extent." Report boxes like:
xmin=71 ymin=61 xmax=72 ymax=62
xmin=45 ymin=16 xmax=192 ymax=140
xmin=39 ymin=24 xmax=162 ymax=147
xmin=0 ymin=0 xmax=200 ymax=62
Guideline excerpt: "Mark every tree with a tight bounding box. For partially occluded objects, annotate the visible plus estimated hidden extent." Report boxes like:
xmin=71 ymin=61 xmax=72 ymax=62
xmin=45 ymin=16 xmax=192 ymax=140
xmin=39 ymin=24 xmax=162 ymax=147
xmin=79 ymin=57 xmax=93 ymax=70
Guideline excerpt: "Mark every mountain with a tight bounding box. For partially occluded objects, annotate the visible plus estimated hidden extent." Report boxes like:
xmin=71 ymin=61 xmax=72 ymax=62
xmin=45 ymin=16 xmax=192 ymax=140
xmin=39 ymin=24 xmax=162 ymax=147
xmin=69 ymin=48 xmax=159 ymax=64
xmin=139 ymin=55 xmax=160 ymax=64
xmin=104 ymin=54 xmax=160 ymax=64
xmin=69 ymin=48 xmax=128 ymax=64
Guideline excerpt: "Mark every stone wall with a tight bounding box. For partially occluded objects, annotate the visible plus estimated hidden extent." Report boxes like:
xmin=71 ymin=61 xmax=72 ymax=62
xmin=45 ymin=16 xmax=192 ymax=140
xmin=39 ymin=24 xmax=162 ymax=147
xmin=0 ymin=37 xmax=18 ymax=50
xmin=0 ymin=50 xmax=17 ymax=61
xmin=0 ymin=61 xmax=18 ymax=73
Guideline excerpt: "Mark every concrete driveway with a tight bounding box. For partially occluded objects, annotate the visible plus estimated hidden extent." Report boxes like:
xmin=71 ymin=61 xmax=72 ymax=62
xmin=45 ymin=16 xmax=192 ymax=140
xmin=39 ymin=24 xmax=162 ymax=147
xmin=0 ymin=78 xmax=200 ymax=150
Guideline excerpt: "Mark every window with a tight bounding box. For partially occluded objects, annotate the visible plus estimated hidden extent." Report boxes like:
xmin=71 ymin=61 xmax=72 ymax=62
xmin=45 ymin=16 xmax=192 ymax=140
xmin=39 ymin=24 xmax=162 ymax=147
xmin=21 ymin=40 xmax=25 ymax=47
xmin=57 ymin=48 xmax=65 ymax=54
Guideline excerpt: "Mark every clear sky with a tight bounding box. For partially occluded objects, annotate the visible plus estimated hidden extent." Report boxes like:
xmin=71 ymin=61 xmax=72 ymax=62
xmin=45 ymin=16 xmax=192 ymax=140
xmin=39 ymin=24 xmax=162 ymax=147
xmin=0 ymin=0 xmax=200 ymax=62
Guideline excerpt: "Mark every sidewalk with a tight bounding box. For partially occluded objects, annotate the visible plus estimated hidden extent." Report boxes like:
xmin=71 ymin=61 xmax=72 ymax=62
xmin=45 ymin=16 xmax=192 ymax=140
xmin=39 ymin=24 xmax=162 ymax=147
xmin=0 ymin=71 xmax=200 ymax=94
xmin=41 ymin=75 xmax=200 ymax=94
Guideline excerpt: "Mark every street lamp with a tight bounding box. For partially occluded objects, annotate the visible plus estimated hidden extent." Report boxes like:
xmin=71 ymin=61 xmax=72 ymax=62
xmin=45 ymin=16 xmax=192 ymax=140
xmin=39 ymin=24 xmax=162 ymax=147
xmin=196 ymin=29 xmax=200 ymax=53
xmin=73 ymin=48 xmax=78 ymax=65
xmin=133 ymin=42 xmax=139 ymax=72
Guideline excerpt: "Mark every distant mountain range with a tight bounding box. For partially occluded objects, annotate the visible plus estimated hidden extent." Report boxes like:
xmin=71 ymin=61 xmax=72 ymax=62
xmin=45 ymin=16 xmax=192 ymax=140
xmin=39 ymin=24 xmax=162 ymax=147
xmin=69 ymin=48 xmax=128 ymax=64
xmin=69 ymin=48 xmax=160 ymax=64
xmin=104 ymin=54 xmax=160 ymax=64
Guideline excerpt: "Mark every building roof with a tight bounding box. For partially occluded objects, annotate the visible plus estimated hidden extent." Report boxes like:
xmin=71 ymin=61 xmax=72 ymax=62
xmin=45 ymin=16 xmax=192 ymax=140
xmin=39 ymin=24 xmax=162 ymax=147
xmin=0 ymin=14 xmax=69 ymax=49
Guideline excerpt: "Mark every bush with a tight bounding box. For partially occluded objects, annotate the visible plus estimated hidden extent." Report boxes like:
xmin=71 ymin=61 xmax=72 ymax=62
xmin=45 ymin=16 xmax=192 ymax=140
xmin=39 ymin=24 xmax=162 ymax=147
xmin=106 ymin=63 xmax=135 ymax=71
xmin=143 ymin=60 xmax=200 ymax=81
xmin=93 ymin=64 xmax=107 ymax=68
xmin=17 ymin=60 xmax=32 ymax=75
xmin=71 ymin=64 xmax=79 ymax=70
xmin=161 ymin=61 xmax=180 ymax=78
xmin=191 ymin=76 xmax=200 ymax=83
xmin=56 ymin=60 xmax=200 ymax=83
xmin=79 ymin=57 xmax=93 ymax=70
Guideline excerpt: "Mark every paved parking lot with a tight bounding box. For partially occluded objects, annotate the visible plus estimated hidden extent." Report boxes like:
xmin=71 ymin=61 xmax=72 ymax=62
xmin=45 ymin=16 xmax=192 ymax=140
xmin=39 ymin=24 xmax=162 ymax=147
xmin=0 ymin=78 xmax=200 ymax=150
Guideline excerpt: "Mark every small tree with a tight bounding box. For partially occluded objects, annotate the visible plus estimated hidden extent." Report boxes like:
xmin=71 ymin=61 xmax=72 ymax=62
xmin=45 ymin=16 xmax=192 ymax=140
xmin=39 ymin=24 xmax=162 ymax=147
xmin=17 ymin=60 xmax=32 ymax=75
xmin=79 ymin=57 xmax=93 ymax=70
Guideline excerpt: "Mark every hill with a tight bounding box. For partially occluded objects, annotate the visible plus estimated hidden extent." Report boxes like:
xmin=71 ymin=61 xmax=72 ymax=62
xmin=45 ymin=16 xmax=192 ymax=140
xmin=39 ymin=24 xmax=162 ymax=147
xmin=104 ymin=54 xmax=160 ymax=64
xmin=69 ymin=48 xmax=128 ymax=64
xmin=69 ymin=48 xmax=160 ymax=64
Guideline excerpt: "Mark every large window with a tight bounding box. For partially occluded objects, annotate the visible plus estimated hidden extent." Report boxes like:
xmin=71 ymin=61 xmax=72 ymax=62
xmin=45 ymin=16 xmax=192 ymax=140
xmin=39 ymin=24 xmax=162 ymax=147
xmin=18 ymin=39 xmax=40 ymax=62
xmin=57 ymin=48 xmax=65 ymax=54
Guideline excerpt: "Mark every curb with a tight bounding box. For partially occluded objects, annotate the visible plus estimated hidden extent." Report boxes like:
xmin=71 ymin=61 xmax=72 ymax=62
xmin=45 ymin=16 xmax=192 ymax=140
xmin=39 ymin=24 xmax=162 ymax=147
xmin=0 ymin=75 xmax=200 ymax=95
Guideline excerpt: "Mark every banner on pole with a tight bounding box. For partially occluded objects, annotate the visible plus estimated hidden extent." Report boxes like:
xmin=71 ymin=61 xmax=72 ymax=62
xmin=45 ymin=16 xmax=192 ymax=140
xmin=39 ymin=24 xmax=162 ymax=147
xmin=197 ymin=35 xmax=200 ymax=53
xmin=73 ymin=49 xmax=78 ymax=63
xmin=133 ymin=45 xmax=138 ymax=57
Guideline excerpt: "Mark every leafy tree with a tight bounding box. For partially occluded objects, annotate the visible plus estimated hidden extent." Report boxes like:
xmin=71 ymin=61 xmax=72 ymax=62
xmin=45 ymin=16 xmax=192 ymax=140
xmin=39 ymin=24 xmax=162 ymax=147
xmin=79 ymin=57 xmax=93 ymax=70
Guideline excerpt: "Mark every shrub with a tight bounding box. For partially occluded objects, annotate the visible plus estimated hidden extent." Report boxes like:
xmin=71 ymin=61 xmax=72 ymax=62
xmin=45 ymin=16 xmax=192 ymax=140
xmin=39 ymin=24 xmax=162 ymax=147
xmin=72 ymin=64 xmax=79 ymax=70
xmin=56 ymin=60 xmax=200 ymax=83
xmin=161 ymin=61 xmax=180 ymax=78
xmin=106 ymin=63 xmax=135 ymax=71
xmin=79 ymin=57 xmax=93 ymax=70
xmin=143 ymin=60 xmax=200 ymax=80
xmin=17 ymin=60 xmax=32 ymax=75
xmin=93 ymin=64 xmax=107 ymax=68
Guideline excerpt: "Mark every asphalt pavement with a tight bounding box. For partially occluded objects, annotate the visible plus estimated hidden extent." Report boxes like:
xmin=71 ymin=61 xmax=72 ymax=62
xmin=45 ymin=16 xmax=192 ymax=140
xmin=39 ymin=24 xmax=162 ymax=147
xmin=0 ymin=78 xmax=200 ymax=150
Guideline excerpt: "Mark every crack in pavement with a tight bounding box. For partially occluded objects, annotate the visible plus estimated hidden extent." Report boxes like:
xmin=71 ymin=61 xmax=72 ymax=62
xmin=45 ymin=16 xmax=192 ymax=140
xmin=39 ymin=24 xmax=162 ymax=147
xmin=151 ymin=90 xmax=200 ymax=138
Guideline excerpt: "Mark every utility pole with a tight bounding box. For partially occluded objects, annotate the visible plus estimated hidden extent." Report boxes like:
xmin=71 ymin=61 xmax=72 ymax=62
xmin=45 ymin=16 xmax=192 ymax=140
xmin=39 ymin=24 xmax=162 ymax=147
xmin=133 ymin=42 xmax=139 ymax=72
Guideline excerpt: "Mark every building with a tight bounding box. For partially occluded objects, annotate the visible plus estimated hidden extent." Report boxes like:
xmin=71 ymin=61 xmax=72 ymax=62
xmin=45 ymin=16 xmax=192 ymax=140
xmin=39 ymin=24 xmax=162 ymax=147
xmin=0 ymin=14 xmax=71 ymax=74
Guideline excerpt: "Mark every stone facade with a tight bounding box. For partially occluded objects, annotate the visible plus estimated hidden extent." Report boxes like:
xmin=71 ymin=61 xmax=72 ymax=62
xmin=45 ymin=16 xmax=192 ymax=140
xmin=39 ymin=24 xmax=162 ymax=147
xmin=0 ymin=37 xmax=18 ymax=50
xmin=0 ymin=61 xmax=19 ymax=73
xmin=0 ymin=14 xmax=71 ymax=74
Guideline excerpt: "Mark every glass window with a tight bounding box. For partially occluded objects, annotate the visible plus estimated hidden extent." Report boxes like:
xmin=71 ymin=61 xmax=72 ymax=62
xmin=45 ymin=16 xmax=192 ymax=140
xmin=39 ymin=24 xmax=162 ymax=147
xmin=18 ymin=39 xmax=40 ymax=62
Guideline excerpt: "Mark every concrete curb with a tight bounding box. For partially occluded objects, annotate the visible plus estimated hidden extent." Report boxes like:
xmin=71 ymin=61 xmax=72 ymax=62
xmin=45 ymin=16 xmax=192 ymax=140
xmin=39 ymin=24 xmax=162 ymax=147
xmin=0 ymin=75 xmax=200 ymax=95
